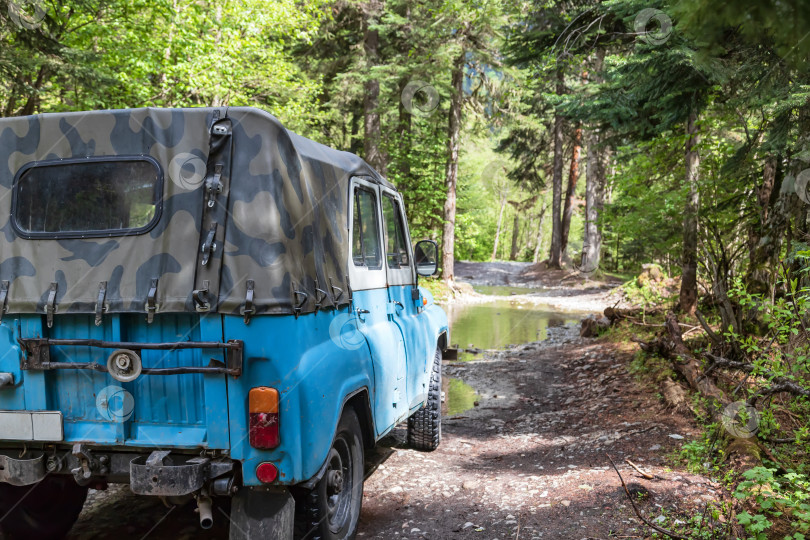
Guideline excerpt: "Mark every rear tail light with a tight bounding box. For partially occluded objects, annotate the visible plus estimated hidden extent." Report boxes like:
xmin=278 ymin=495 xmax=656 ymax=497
xmin=249 ymin=387 xmax=280 ymax=449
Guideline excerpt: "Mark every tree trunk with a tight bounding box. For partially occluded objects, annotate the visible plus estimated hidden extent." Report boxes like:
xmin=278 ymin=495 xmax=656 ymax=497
xmin=581 ymin=50 xmax=607 ymax=273
xmin=746 ymin=156 xmax=778 ymax=290
xmin=350 ymin=108 xmax=362 ymax=155
xmin=560 ymin=122 xmax=582 ymax=255
xmin=363 ymin=1 xmax=385 ymax=175
xmin=509 ymin=209 xmax=521 ymax=261
xmin=679 ymin=109 xmax=700 ymax=315
xmin=21 ymin=66 xmax=47 ymax=116
xmin=159 ymin=0 xmax=179 ymax=104
xmin=533 ymin=203 xmax=548 ymax=263
xmin=492 ymin=195 xmax=507 ymax=260
xmin=442 ymin=53 xmax=465 ymax=282
xmin=396 ymin=4 xmax=412 ymax=180
xmin=548 ymin=68 xmax=565 ymax=268
xmin=582 ymin=131 xmax=603 ymax=273
xmin=397 ymin=77 xmax=412 ymax=178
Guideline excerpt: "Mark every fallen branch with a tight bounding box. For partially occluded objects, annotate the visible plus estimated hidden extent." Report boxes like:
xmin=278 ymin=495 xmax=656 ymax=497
xmin=607 ymin=454 xmax=688 ymax=540
xmin=604 ymin=306 xmax=664 ymax=322
xmin=654 ymin=314 xmax=730 ymax=418
xmin=703 ymin=353 xmax=810 ymax=400
xmin=625 ymin=459 xmax=655 ymax=480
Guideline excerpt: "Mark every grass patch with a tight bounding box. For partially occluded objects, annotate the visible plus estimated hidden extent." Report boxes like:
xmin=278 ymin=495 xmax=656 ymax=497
xmin=419 ymin=277 xmax=453 ymax=303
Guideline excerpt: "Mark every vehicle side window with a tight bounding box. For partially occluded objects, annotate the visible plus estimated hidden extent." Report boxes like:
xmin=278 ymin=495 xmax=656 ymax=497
xmin=382 ymin=195 xmax=409 ymax=269
xmin=352 ymin=188 xmax=382 ymax=269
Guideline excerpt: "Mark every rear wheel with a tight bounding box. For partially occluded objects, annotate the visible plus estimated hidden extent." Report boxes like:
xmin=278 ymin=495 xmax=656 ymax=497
xmin=0 ymin=475 xmax=88 ymax=540
xmin=407 ymin=347 xmax=442 ymax=451
xmin=294 ymin=407 xmax=364 ymax=540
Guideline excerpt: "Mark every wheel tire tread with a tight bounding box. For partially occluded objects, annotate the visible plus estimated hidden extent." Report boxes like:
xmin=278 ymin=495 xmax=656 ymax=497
xmin=407 ymin=348 xmax=442 ymax=451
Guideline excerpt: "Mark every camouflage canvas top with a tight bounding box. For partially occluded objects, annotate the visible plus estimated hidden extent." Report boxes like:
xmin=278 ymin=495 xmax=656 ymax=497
xmin=0 ymin=107 xmax=391 ymax=318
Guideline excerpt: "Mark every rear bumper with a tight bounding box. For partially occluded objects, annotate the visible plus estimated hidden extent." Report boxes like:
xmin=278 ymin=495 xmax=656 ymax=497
xmin=0 ymin=446 xmax=237 ymax=496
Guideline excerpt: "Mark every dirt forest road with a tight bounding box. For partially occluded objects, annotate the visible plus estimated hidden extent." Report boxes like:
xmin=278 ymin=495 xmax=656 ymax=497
xmin=57 ymin=262 xmax=719 ymax=539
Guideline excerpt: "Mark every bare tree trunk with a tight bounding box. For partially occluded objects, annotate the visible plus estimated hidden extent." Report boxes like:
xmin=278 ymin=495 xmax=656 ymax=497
xmin=350 ymin=109 xmax=362 ymax=155
xmin=158 ymin=0 xmax=179 ymax=104
xmin=442 ymin=53 xmax=465 ymax=283
xmin=746 ymin=156 xmax=778 ymax=290
xmin=679 ymin=109 xmax=700 ymax=315
xmin=582 ymin=50 xmax=607 ymax=273
xmin=396 ymin=4 xmax=411 ymax=180
xmin=363 ymin=0 xmax=385 ymax=175
xmin=492 ymin=195 xmax=507 ymax=260
xmin=582 ymin=132 xmax=605 ymax=272
xmin=548 ymin=68 xmax=565 ymax=268
xmin=580 ymin=131 xmax=602 ymax=272
xmin=533 ymin=202 xmax=548 ymax=263
xmin=560 ymin=122 xmax=582 ymax=255
xmin=21 ymin=67 xmax=47 ymax=116
xmin=397 ymin=81 xmax=412 ymax=177
xmin=509 ymin=209 xmax=521 ymax=261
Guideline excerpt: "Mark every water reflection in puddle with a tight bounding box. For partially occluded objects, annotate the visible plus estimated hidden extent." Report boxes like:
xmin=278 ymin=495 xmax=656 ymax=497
xmin=444 ymin=300 xmax=582 ymax=360
xmin=443 ymin=377 xmax=479 ymax=416
xmin=472 ymin=284 xmax=548 ymax=296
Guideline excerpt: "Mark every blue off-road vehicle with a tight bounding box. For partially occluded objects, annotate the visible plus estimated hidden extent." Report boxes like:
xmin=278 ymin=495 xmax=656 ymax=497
xmin=0 ymin=107 xmax=448 ymax=539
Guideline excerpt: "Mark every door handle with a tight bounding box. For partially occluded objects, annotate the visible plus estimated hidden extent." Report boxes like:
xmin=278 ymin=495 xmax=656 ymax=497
xmin=392 ymin=301 xmax=404 ymax=312
xmin=355 ymin=308 xmax=370 ymax=322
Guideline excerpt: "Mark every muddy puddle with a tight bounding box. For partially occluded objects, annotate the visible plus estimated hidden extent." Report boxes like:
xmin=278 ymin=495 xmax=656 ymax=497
xmin=472 ymin=284 xmax=548 ymax=296
xmin=443 ymin=378 xmax=479 ymax=416
xmin=444 ymin=300 xmax=582 ymax=358
xmin=441 ymin=299 xmax=585 ymax=414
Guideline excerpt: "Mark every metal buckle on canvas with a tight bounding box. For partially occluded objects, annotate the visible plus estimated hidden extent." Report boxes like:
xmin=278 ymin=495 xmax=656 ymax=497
xmin=193 ymin=280 xmax=211 ymax=313
xmin=292 ymin=285 xmax=308 ymax=319
xmin=329 ymin=276 xmax=343 ymax=303
xmin=45 ymin=282 xmax=58 ymax=329
xmin=146 ymin=278 xmax=158 ymax=324
xmin=0 ymin=281 xmax=8 ymax=324
xmin=313 ymin=277 xmax=328 ymax=314
xmin=242 ymin=280 xmax=255 ymax=325
xmin=95 ymin=281 xmax=107 ymax=327
xmin=201 ymin=223 xmax=218 ymax=266
xmin=206 ymin=164 xmax=223 ymax=208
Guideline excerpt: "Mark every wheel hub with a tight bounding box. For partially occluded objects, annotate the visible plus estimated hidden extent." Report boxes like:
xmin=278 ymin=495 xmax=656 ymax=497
xmin=326 ymin=469 xmax=344 ymax=495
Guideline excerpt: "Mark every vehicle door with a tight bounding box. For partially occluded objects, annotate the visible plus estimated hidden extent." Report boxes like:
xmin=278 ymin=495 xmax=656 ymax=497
xmin=347 ymin=178 xmax=408 ymax=435
xmin=379 ymin=189 xmax=432 ymax=412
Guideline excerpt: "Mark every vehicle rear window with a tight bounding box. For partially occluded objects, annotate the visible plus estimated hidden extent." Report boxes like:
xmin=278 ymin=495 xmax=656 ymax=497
xmin=13 ymin=158 xmax=162 ymax=238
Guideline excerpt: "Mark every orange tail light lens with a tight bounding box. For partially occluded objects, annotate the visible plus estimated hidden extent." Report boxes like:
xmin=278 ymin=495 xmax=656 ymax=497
xmin=249 ymin=387 xmax=280 ymax=449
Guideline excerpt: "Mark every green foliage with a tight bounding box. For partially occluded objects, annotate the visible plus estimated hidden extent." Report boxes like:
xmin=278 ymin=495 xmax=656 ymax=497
xmin=629 ymin=350 xmax=676 ymax=385
xmin=674 ymin=435 xmax=719 ymax=475
xmin=726 ymin=272 xmax=810 ymax=402
xmin=734 ymin=467 xmax=810 ymax=539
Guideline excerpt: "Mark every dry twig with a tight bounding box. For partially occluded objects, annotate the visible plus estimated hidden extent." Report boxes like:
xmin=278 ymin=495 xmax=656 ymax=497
xmin=607 ymin=454 xmax=688 ymax=540
xmin=624 ymin=459 xmax=654 ymax=480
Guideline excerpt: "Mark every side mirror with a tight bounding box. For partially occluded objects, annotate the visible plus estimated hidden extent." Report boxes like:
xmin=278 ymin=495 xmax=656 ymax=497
xmin=414 ymin=240 xmax=439 ymax=277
